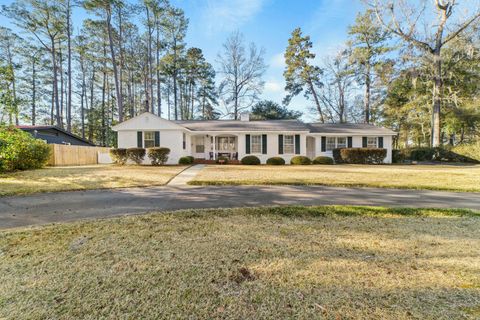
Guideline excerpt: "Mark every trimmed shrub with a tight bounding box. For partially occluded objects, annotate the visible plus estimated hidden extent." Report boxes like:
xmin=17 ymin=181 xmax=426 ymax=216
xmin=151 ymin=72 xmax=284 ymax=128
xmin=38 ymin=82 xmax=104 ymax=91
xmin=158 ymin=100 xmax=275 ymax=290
xmin=332 ymin=149 xmax=343 ymax=164
xmin=241 ymin=155 xmax=261 ymax=165
xmin=0 ymin=126 xmax=50 ymax=172
xmin=337 ymin=148 xmax=386 ymax=164
xmin=110 ymin=148 xmax=128 ymax=165
xmin=216 ymin=156 xmax=229 ymax=164
xmin=266 ymin=157 xmax=285 ymax=165
xmin=290 ymin=156 xmax=311 ymax=165
xmin=186 ymin=156 xmax=195 ymax=163
xmin=392 ymin=149 xmax=404 ymax=163
xmin=147 ymin=147 xmax=170 ymax=165
xmin=178 ymin=156 xmax=193 ymax=165
xmin=312 ymin=156 xmax=334 ymax=165
xmin=126 ymin=147 xmax=146 ymax=165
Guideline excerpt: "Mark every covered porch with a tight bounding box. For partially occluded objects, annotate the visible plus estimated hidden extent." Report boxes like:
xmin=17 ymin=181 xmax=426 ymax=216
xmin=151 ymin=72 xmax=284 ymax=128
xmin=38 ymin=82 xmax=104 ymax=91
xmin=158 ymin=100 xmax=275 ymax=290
xmin=191 ymin=134 xmax=239 ymax=161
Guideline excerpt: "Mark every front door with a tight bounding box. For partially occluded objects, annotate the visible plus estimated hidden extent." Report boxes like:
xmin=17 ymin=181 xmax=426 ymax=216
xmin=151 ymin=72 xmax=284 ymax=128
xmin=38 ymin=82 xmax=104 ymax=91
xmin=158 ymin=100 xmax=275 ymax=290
xmin=306 ymin=136 xmax=315 ymax=159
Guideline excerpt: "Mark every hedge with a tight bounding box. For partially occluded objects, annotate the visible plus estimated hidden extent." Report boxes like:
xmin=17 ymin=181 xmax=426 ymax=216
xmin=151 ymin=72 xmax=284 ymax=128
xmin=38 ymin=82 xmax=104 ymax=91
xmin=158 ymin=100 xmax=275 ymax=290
xmin=394 ymin=147 xmax=479 ymax=163
xmin=110 ymin=148 xmax=128 ymax=165
xmin=241 ymin=155 xmax=261 ymax=165
xmin=147 ymin=147 xmax=170 ymax=165
xmin=0 ymin=126 xmax=50 ymax=172
xmin=178 ymin=156 xmax=193 ymax=165
xmin=216 ymin=156 xmax=229 ymax=164
xmin=290 ymin=156 xmax=311 ymax=165
xmin=126 ymin=148 xmax=146 ymax=165
xmin=333 ymin=148 xmax=386 ymax=164
xmin=312 ymin=156 xmax=334 ymax=165
xmin=266 ymin=157 xmax=285 ymax=165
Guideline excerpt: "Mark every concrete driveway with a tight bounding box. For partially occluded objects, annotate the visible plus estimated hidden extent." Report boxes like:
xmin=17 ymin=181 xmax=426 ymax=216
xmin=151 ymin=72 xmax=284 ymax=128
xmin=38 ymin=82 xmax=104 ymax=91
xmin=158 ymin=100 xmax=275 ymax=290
xmin=1 ymin=185 xmax=479 ymax=229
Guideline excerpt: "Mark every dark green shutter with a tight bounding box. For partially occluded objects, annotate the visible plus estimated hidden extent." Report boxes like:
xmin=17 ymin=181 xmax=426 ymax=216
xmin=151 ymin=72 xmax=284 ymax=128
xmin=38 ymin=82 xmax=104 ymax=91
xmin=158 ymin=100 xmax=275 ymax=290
xmin=278 ymin=135 xmax=284 ymax=154
xmin=321 ymin=136 xmax=326 ymax=152
xmin=137 ymin=131 xmax=143 ymax=147
xmin=245 ymin=134 xmax=251 ymax=154
xmin=362 ymin=137 xmax=367 ymax=148
xmin=295 ymin=134 xmax=300 ymax=154
xmin=262 ymin=134 xmax=267 ymax=154
xmin=154 ymin=131 xmax=160 ymax=147
xmin=378 ymin=137 xmax=384 ymax=148
xmin=347 ymin=137 xmax=352 ymax=148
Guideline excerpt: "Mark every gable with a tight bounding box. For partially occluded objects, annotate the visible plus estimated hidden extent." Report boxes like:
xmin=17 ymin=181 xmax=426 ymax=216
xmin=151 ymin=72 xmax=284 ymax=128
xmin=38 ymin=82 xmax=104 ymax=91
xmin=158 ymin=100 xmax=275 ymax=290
xmin=112 ymin=112 xmax=186 ymax=131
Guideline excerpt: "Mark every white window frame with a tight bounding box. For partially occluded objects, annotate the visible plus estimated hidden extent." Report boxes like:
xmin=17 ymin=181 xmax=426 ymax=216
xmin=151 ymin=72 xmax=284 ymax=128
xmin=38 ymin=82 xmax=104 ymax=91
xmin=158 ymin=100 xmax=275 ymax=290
xmin=144 ymin=131 xmax=155 ymax=148
xmin=251 ymin=135 xmax=262 ymax=154
xmin=325 ymin=136 xmax=347 ymax=151
xmin=283 ymin=135 xmax=295 ymax=154
xmin=367 ymin=137 xmax=378 ymax=148
xmin=336 ymin=137 xmax=347 ymax=149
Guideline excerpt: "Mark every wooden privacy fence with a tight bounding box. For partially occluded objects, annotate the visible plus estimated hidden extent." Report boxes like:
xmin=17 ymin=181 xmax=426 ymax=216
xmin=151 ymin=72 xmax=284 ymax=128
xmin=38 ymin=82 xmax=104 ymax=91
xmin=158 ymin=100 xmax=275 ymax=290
xmin=48 ymin=144 xmax=111 ymax=166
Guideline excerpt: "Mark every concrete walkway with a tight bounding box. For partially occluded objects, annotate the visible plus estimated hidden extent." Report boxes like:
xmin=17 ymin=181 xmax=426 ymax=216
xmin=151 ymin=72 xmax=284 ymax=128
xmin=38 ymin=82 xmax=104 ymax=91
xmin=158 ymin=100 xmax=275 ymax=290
xmin=0 ymin=185 xmax=479 ymax=229
xmin=167 ymin=164 xmax=205 ymax=186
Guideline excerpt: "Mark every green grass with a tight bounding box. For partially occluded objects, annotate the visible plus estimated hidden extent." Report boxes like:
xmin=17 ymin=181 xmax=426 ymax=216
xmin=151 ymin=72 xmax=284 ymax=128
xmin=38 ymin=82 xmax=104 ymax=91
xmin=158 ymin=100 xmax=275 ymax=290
xmin=1 ymin=206 xmax=479 ymax=319
xmin=0 ymin=165 xmax=187 ymax=196
xmin=189 ymin=164 xmax=480 ymax=192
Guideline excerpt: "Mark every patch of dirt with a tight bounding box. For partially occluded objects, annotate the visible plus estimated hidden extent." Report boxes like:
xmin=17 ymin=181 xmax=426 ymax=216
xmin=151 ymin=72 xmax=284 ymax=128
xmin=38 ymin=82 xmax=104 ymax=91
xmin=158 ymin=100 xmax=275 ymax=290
xmin=229 ymin=266 xmax=256 ymax=284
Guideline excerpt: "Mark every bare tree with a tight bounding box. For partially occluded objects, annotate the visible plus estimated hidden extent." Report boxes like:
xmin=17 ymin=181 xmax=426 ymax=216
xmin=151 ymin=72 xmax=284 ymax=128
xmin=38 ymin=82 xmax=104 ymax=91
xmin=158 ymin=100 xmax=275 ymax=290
xmin=369 ymin=0 xmax=480 ymax=146
xmin=217 ymin=31 xmax=266 ymax=120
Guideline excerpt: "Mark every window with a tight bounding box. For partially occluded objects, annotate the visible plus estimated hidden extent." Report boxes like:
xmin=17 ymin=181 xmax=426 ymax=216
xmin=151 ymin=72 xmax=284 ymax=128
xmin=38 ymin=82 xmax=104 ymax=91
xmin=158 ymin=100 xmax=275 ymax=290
xmin=367 ymin=137 xmax=378 ymax=148
xmin=144 ymin=131 xmax=155 ymax=148
xmin=337 ymin=137 xmax=347 ymax=149
xmin=326 ymin=137 xmax=347 ymax=151
xmin=284 ymin=135 xmax=295 ymax=154
xmin=183 ymin=133 xmax=186 ymax=149
xmin=251 ymin=135 xmax=262 ymax=153
xmin=326 ymin=137 xmax=336 ymax=151
xmin=217 ymin=137 xmax=235 ymax=151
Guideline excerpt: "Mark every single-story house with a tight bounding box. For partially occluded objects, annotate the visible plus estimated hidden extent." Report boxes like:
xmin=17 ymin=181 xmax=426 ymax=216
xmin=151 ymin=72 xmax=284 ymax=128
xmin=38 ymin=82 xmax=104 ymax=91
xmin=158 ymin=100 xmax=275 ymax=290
xmin=17 ymin=125 xmax=96 ymax=146
xmin=112 ymin=112 xmax=397 ymax=164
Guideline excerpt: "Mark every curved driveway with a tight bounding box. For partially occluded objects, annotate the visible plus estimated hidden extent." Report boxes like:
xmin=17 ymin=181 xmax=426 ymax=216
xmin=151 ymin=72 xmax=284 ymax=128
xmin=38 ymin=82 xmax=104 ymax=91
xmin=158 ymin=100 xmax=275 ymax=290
xmin=1 ymin=185 xmax=479 ymax=229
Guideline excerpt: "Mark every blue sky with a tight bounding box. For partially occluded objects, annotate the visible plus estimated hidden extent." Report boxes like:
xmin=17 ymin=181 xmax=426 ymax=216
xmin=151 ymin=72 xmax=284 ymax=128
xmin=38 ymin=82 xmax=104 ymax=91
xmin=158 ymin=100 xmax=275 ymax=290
xmin=0 ymin=0 xmax=365 ymax=120
xmin=172 ymin=0 xmax=365 ymax=120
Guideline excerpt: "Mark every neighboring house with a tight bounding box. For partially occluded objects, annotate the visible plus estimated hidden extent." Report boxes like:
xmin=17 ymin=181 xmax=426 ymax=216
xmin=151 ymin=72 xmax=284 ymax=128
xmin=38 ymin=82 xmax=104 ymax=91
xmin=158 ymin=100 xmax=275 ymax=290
xmin=112 ymin=112 xmax=397 ymax=164
xmin=17 ymin=125 xmax=96 ymax=146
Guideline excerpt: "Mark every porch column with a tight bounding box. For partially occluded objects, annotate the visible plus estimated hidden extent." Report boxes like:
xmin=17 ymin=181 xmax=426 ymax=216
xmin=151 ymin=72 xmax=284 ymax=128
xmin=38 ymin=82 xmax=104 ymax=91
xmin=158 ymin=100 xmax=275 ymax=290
xmin=212 ymin=135 xmax=216 ymax=160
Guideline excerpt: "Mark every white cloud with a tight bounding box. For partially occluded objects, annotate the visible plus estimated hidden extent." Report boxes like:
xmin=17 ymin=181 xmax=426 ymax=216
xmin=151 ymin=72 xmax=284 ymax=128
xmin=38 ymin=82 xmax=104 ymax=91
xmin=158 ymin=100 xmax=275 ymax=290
xmin=270 ymin=52 xmax=285 ymax=69
xmin=264 ymin=80 xmax=283 ymax=93
xmin=201 ymin=0 xmax=267 ymax=34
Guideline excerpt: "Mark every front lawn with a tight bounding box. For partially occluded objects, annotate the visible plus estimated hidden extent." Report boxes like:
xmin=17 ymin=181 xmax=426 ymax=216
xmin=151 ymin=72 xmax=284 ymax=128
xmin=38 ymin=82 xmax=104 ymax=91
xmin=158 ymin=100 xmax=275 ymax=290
xmin=0 ymin=206 xmax=478 ymax=319
xmin=0 ymin=165 xmax=187 ymax=196
xmin=190 ymin=164 xmax=480 ymax=192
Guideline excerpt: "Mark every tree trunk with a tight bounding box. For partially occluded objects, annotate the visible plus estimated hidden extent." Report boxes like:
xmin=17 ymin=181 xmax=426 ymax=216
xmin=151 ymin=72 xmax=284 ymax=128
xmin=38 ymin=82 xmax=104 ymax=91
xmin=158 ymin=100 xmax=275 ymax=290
xmin=66 ymin=0 xmax=72 ymax=132
xmin=51 ymin=37 xmax=61 ymax=127
xmin=106 ymin=9 xmax=123 ymax=122
xmin=155 ymin=19 xmax=162 ymax=117
xmin=432 ymin=51 xmax=442 ymax=147
xmin=364 ymin=64 xmax=371 ymax=124
xmin=308 ymin=80 xmax=325 ymax=123
xmin=31 ymin=58 xmax=36 ymax=126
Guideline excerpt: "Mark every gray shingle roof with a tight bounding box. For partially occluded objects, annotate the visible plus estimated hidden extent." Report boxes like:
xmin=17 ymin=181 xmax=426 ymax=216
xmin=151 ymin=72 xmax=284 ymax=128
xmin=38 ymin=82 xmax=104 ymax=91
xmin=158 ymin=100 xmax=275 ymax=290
xmin=173 ymin=120 xmax=310 ymax=132
xmin=172 ymin=119 xmax=396 ymax=134
xmin=307 ymin=123 xmax=396 ymax=135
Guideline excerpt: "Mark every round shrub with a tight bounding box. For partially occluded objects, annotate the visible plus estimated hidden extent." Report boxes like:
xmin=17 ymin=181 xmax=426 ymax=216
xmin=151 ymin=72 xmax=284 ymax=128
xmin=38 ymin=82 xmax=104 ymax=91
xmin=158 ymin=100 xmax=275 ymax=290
xmin=266 ymin=157 xmax=285 ymax=165
xmin=216 ymin=156 xmax=229 ymax=164
xmin=147 ymin=147 xmax=170 ymax=165
xmin=110 ymin=148 xmax=128 ymax=165
xmin=126 ymin=147 xmax=146 ymax=165
xmin=0 ymin=126 xmax=50 ymax=172
xmin=290 ymin=156 xmax=311 ymax=165
xmin=186 ymin=156 xmax=195 ymax=163
xmin=178 ymin=156 xmax=193 ymax=165
xmin=241 ymin=155 xmax=261 ymax=165
xmin=312 ymin=156 xmax=334 ymax=165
